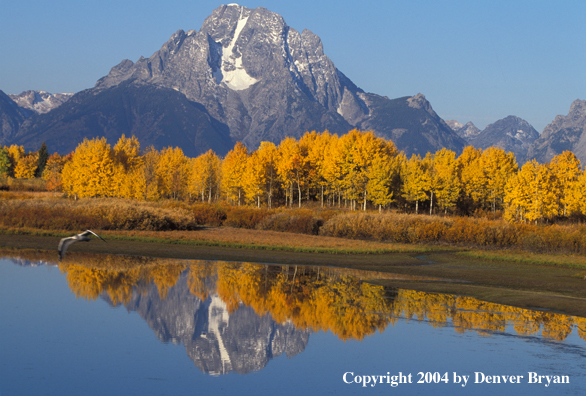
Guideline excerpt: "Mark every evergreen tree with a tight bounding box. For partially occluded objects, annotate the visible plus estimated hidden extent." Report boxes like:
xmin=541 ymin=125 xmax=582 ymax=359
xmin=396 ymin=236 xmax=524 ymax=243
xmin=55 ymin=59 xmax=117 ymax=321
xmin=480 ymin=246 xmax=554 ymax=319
xmin=0 ymin=147 xmax=11 ymax=177
xmin=36 ymin=142 xmax=49 ymax=177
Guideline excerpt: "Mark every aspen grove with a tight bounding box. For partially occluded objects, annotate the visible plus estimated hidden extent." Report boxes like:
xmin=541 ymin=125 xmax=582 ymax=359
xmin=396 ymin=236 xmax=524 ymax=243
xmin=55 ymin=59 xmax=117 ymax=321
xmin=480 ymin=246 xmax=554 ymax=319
xmin=5 ymin=130 xmax=586 ymax=224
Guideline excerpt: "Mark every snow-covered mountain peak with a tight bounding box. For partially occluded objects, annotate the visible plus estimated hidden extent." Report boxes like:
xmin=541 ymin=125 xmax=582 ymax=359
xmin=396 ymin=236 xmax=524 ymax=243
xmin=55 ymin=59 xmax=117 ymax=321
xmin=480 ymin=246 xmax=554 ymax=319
xmin=8 ymin=90 xmax=73 ymax=114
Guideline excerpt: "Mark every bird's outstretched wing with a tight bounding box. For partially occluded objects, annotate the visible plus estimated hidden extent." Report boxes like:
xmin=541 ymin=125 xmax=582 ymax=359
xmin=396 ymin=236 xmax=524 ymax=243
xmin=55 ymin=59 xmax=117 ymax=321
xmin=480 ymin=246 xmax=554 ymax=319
xmin=81 ymin=230 xmax=106 ymax=242
xmin=58 ymin=237 xmax=77 ymax=260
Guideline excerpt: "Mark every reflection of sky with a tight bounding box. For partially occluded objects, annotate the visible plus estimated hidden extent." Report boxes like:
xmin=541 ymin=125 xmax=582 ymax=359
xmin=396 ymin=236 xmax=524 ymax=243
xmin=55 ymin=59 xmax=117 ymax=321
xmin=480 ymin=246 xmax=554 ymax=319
xmin=1 ymin=259 xmax=585 ymax=396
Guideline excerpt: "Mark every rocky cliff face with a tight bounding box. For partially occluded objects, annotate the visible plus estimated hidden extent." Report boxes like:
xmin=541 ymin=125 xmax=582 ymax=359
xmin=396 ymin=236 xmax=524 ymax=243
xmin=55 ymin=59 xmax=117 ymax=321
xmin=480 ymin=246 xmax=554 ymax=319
xmin=468 ymin=115 xmax=539 ymax=162
xmin=110 ymin=270 xmax=310 ymax=375
xmin=526 ymin=99 xmax=586 ymax=164
xmin=0 ymin=90 xmax=31 ymax=145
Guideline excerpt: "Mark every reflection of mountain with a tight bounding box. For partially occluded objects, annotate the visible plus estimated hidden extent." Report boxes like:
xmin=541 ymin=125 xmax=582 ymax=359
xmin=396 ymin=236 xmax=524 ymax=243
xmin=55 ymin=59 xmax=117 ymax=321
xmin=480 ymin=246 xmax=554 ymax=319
xmin=36 ymin=252 xmax=585 ymax=368
xmin=104 ymin=271 xmax=310 ymax=375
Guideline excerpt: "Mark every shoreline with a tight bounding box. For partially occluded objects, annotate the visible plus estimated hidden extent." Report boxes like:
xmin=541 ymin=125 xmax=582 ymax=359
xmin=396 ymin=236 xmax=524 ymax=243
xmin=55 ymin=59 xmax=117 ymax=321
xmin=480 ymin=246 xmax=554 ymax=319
xmin=1 ymin=229 xmax=585 ymax=318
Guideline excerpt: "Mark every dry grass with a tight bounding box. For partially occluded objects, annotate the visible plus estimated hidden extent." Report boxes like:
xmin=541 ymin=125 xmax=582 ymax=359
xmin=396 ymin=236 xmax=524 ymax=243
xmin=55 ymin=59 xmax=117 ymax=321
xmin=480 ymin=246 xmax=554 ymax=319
xmin=0 ymin=197 xmax=196 ymax=231
xmin=320 ymin=211 xmax=586 ymax=254
xmin=98 ymin=227 xmax=440 ymax=254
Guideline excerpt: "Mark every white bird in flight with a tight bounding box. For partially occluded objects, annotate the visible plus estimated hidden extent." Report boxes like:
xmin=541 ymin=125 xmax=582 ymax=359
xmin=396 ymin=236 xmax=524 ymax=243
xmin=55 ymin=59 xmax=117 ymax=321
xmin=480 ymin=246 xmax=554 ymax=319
xmin=58 ymin=230 xmax=106 ymax=260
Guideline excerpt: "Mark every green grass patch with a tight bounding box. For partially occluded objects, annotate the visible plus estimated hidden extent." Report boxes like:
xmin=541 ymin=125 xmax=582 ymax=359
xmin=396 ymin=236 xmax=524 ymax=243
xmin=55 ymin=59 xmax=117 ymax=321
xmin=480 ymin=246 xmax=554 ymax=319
xmin=456 ymin=249 xmax=586 ymax=269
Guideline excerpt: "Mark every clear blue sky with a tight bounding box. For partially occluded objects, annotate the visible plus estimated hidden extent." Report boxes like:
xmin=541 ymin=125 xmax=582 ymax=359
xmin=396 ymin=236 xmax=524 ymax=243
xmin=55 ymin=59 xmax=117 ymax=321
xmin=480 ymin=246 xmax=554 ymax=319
xmin=1 ymin=0 xmax=584 ymax=132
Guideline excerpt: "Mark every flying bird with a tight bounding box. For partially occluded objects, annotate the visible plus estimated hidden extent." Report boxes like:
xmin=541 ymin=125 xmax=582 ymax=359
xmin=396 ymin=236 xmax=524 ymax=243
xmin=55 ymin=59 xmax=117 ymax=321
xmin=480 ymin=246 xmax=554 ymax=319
xmin=58 ymin=230 xmax=106 ymax=260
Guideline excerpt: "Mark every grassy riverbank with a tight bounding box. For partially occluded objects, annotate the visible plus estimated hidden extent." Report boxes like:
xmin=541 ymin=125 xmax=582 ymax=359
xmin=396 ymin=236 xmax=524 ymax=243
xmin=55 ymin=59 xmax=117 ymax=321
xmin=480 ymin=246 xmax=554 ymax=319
xmin=1 ymin=226 xmax=585 ymax=317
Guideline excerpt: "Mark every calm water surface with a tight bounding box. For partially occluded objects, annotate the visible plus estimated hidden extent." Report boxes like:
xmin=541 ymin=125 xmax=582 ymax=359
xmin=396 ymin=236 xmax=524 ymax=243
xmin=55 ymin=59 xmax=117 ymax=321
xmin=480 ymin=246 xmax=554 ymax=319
xmin=1 ymin=254 xmax=585 ymax=396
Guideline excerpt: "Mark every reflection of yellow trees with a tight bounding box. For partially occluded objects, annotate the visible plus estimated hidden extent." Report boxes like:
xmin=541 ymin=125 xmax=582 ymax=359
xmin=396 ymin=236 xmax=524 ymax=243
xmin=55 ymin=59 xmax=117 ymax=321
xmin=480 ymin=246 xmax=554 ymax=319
xmin=392 ymin=290 xmax=584 ymax=341
xmin=149 ymin=263 xmax=186 ymax=300
xmin=62 ymin=264 xmax=140 ymax=305
xmin=47 ymin=252 xmax=586 ymax=343
xmin=187 ymin=263 xmax=215 ymax=301
xmin=59 ymin=255 xmax=185 ymax=305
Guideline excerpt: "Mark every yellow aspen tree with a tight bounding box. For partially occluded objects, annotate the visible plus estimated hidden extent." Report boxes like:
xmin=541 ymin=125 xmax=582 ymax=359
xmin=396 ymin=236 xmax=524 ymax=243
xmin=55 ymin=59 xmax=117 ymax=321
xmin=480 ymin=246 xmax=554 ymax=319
xmin=402 ymin=154 xmax=431 ymax=214
xmin=61 ymin=137 xmax=116 ymax=198
xmin=277 ymin=137 xmax=309 ymax=208
xmin=549 ymin=151 xmax=582 ymax=216
xmin=575 ymin=171 xmax=586 ymax=216
xmin=533 ymin=162 xmax=561 ymax=222
xmin=157 ymin=147 xmax=189 ymax=199
xmin=366 ymin=154 xmax=395 ymax=212
xmin=505 ymin=160 xmax=558 ymax=224
xmin=456 ymin=146 xmax=482 ymax=212
xmin=189 ymin=150 xmax=221 ymax=202
xmin=221 ymin=142 xmax=248 ymax=205
xmin=255 ymin=141 xmax=279 ymax=208
xmin=7 ymin=145 xmax=25 ymax=177
xmin=14 ymin=154 xmax=38 ymax=179
xmin=189 ymin=155 xmax=206 ymax=201
xmin=431 ymin=148 xmax=460 ymax=214
xmin=503 ymin=173 xmax=521 ymax=222
xmin=242 ymin=151 xmax=266 ymax=207
xmin=133 ymin=146 xmax=160 ymax=200
xmin=201 ymin=150 xmax=222 ymax=203
xmin=112 ymin=135 xmax=143 ymax=199
xmin=481 ymin=147 xmax=518 ymax=214
xmin=355 ymin=131 xmax=398 ymax=211
xmin=322 ymin=134 xmax=343 ymax=207
xmin=113 ymin=134 xmax=142 ymax=170
xmin=305 ymin=131 xmax=334 ymax=208
xmin=338 ymin=130 xmax=398 ymax=211
xmin=422 ymin=153 xmax=436 ymax=215
xmin=504 ymin=160 xmax=537 ymax=222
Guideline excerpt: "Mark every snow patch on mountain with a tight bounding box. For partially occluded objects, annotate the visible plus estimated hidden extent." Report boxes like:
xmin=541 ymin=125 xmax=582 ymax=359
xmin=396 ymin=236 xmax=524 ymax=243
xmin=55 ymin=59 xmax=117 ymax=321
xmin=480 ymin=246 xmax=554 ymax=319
xmin=219 ymin=8 xmax=258 ymax=91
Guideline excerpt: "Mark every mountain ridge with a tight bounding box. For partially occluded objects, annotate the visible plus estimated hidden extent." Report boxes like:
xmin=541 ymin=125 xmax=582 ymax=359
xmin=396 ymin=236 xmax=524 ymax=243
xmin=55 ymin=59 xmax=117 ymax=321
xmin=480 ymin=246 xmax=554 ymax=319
xmin=468 ymin=115 xmax=539 ymax=162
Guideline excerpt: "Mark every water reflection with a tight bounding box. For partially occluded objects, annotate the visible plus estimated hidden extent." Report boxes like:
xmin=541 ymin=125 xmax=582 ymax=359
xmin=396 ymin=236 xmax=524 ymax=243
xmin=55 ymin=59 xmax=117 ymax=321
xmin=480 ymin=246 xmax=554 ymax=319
xmin=4 ymin=250 xmax=586 ymax=376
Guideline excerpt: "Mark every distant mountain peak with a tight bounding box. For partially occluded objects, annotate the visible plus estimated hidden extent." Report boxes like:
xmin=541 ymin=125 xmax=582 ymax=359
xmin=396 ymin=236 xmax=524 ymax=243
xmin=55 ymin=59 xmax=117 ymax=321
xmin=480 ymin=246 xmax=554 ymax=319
xmin=446 ymin=120 xmax=464 ymax=131
xmin=468 ymin=115 xmax=539 ymax=162
xmin=446 ymin=120 xmax=481 ymax=139
xmin=407 ymin=93 xmax=435 ymax=115
xmin=525 ymin=99 xmax=586 ymax=164
xmin=8 ymin=90 xmax=73 ymax=114
xmin=570 ymin=99 xmax=585 ymax=115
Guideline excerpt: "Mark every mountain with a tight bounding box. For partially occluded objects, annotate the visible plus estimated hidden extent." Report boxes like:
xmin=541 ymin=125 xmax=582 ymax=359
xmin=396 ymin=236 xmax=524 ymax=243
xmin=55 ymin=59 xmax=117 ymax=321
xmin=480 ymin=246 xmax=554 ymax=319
xmin=446 ymin=120 xmax=482 ymax=140
xmin=468 ymin=116 xmax=539 ymax=162
xmin=525 ymin=99 xmax=586 ymax=164
xmin=13 ymin=81 xmax=233 ymax=157
xmin=8 ymin=90 xmax=73 ymax=114
xmin=355 ymin=93 xmax=466 ymax=156
xmin=12 ymin=4 xmax=465 ymax=156
xmin=0 ymin=90 xmax=31 ymax=145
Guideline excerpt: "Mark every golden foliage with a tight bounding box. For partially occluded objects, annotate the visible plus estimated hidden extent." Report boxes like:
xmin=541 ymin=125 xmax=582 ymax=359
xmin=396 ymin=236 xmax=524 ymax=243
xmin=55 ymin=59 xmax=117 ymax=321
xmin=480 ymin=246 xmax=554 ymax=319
xmin=14 ymin=154 xmax=38 ymax=179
